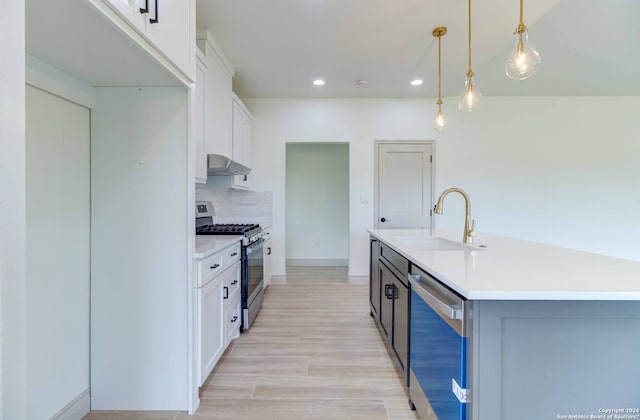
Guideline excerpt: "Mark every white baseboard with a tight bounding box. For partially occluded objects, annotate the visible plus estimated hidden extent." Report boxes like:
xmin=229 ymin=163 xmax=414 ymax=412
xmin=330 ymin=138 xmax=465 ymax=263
xmin=286 ymin=259 xmax=348 ymax=267
xmin=348 ymin=275 xmax=368 ymax=285
xmin=270 ymin=275 xmax=287 ymax=284
xmin=51 ymin=388 xmax=90 ymax=420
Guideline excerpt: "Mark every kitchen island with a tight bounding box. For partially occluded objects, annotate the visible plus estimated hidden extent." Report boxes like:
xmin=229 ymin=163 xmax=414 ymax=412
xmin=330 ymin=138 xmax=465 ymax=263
xmin=369 ymin=228 xmax=640 ymax=420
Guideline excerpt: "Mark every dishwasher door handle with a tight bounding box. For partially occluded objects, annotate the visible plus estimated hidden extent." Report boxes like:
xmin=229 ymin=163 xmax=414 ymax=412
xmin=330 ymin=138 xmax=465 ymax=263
xmin=408 ymin=274 xmax=462 ymax=320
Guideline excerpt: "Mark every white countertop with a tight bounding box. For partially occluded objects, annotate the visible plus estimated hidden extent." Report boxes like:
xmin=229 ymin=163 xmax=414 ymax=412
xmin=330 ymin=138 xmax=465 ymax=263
xmin=369 ymin=228 xmax=640 ymax=301
xmin=195 ymin=236 xmax=243 ymax=259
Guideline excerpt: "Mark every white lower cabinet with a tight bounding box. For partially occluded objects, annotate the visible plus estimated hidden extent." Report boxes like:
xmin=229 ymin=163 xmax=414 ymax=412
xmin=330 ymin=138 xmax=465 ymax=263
xmin=263 ymin=229 xmax=273 ymax=287
xmin=196 ymin=241 xmax=241 ymax=386
xmin=198 ymin=275 xmax=224 ymax=384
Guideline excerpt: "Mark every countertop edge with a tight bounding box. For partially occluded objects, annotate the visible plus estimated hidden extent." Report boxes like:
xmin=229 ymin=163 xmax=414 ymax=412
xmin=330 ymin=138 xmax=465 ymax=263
xmin=369 ymin=228 xmax=640 ymax=301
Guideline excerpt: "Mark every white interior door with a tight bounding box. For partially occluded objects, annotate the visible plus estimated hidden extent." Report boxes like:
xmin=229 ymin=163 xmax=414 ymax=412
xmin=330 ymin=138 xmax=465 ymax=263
xmin=375 ymin=142 xmax=433 ymax=229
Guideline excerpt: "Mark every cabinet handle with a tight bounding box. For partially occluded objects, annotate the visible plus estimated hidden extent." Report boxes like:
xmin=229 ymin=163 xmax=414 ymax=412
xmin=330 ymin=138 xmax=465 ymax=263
xmin=139 ymin=0 xmax=149 ymax=13
xmin=407 ymin=274 xmax=463 ymax=320
xmin=223 ymin=286 xmax=228 ymax=299
xmin=149 ymin=0 xmax=158 ymax=23
xmin=231 ymin=280 xmax=238 ymax=285
xmin=267 ymin=247 xmax=272 ymax=255
xmin=231 ymin=316 xmax=238 ymax=323
xmin=231 ymin=252 xmax=238 ymax=257
xmin=384 ymin=284 xmax=393 ymax=299
xmin=210 ymin=263 xmax=220 ymax=270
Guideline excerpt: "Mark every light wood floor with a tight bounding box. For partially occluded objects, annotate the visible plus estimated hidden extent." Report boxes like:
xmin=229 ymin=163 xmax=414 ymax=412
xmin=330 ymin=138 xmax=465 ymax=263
xmin=84 ymin=267 xmax=417 ymax=420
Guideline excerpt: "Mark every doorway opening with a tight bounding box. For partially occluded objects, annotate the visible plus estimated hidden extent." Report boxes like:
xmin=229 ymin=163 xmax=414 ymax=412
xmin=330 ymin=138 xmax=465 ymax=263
xmin=285 ymin=143 xmax=349 ymax=282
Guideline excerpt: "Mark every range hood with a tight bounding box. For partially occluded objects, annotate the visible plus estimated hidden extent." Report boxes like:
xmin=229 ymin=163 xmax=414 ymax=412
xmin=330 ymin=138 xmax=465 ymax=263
xmin=207 ymin=154 xmax=251 ymax=176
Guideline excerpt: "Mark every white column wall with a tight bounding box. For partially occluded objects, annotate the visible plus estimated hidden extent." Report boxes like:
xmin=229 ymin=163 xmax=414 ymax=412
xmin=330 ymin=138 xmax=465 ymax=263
xmin=245 ymin=97 xmax=640 ymax=279
xmin=0 ymin=0 xmax=27 ymax=417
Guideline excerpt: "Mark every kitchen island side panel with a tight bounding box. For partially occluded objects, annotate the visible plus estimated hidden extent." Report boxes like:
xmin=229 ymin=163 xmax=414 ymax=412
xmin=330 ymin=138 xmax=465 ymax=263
xmin=474 ymin=300 xmax=640 ymax=420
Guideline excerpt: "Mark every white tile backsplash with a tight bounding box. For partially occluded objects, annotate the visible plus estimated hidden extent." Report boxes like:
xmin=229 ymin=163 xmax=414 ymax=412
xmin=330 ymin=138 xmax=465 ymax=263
xmin=196 ymin=183 xmax=273 ymax=228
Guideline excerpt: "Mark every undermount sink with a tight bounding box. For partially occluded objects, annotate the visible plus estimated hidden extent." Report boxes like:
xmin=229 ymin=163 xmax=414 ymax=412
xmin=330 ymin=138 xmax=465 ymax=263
xmin=392 ymin=235 xmax=485 ymax=251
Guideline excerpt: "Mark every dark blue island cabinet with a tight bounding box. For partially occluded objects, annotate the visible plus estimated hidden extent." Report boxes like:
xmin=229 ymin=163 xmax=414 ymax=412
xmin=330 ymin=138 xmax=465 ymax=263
xmin=370 ymin=235 xmax=640 ymax=420
xmin=408 ymin=263 xmax=640 ymax=420
xmin=369 ymin=237 xmax=411 ymax=387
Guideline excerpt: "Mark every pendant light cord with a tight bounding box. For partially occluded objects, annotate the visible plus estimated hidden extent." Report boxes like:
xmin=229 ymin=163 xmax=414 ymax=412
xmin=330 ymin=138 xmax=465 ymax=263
xmin=516 ymin=0 xmax=527 ymax=33
xmin=467 ymin=0 xmax=473 ymax=77
xmin=437 ymin=34 xmax=442 ymax=104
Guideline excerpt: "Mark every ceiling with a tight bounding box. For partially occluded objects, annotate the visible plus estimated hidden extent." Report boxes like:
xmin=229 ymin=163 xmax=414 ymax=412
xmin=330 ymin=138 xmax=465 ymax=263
xmin=196 ymin=0 xmax=640 ymax=98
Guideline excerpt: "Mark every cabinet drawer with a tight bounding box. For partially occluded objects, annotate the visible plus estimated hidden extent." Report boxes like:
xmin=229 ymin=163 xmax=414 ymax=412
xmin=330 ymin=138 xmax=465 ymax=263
xmin=223 ymin=243 xmax=241 ymax=265
xmin=224 ymin=295 xmax=241 ymax=345
xmin=380 ymin=243 xmax=409 ymax=286
xmin=197 ymin=241 xmax=242 ymax=287
xmin=198 ymin=252 xmax=224 ymax=286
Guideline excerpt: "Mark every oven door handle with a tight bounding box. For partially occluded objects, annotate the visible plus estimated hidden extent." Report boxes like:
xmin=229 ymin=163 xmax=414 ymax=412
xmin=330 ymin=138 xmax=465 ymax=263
xmin=245 ymin=238 xmax=265 ymax=254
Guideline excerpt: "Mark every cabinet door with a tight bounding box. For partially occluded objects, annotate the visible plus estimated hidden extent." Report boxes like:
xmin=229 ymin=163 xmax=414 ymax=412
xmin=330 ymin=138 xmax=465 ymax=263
xmin=199 ymin=279 xmax=224 ymax=385
xmin=224 ymin=295 xmax=241 ymax=347
xmin=391 ymin=276 xmax=409 ymax=384
xmin=194 ymin=54 xmax=207 ymax=182
xmin=379 ymin=262 xmax=394 ymax=341
xmin=102 ymin=0 xmax=194 ymax=80
xmin=143 ymin=0 xmax=195 ymax=80
xmin=231 ymin=97 xmax=252 ymax=189
xmin=263 ymin=238 xmax=273 ymax=286
xmin=205 ymin=52 xmax=233 ymax=158
xmin=232 ymin=101 xmax=244 ymax=164
xmin=104 ymin=0 xmax=146 ymax=33
xmin=370 ymin=239 xmax=381 ymax=317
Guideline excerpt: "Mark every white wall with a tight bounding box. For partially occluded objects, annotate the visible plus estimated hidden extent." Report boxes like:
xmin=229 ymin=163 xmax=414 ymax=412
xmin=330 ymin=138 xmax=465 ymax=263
xmin=286 ymin=143 xmax=349 ymax=264
xmin=91 ymin=87 xmax=189 ymax=410
xmin=26 ymin=85 xmax=90 ymax=419
xmin=245 ymin=97 xmax=640 ymax=279
xmin=1 ymin=0 xmax=27 ymax=417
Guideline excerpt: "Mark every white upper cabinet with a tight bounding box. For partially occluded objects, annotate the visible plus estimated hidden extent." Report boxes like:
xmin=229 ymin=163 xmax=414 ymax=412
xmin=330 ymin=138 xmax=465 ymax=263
xmin=101 ymin=0 xmax=195 ymax=81
xmin=194 ymin=32 xmax=235 ymax=183
xmin=231 ymin=94 xmax=253 ymax=189
xmin=195 ymin=51 xmax=207 ymax=183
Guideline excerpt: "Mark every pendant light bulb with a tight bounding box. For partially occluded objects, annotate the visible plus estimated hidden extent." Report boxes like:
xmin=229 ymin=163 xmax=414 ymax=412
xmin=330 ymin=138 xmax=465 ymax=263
xmin=505 ymin=0 xmax=541 ymax=80
xmin=458 ymin=0 xmax=481 ymax=112
xmin=434 ymin=104 xmax=447 ymax=131
xmin=458 ymin=73 xmax=482 ymax=112
xmin=505 ymin=30 xmax=541 ymax=80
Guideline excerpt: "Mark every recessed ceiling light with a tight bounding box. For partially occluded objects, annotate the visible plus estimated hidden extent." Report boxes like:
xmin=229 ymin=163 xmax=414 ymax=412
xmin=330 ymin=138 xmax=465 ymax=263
xmin=313 ymin=79 xmax=325 ymax=86
xmin=411 ymin=79 xmax=424 ymax=86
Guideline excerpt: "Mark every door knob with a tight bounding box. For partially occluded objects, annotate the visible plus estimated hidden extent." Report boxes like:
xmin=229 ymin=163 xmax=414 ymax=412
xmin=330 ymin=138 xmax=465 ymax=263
xmin=380 ymin=217 xmax=390 ymax=222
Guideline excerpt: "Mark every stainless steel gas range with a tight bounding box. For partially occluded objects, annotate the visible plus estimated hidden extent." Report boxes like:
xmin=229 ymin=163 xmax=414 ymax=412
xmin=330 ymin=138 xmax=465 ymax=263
xmin=196 ymin=201 xmax=265 ymax=330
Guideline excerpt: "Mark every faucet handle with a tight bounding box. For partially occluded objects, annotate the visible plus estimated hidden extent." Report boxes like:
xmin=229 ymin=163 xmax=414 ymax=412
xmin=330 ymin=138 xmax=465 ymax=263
xmin=469 ymin=219 xmax=476 ymax=236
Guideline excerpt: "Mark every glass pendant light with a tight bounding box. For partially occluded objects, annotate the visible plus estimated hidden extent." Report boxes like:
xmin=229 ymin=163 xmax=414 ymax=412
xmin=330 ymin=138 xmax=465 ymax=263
xmin=458 ymin=0 xmax=481 ymax=112
xmin=505 ymin=0 xmax=541 ymax=80
xmin=433 ymin=26 xmax=448 ymax=130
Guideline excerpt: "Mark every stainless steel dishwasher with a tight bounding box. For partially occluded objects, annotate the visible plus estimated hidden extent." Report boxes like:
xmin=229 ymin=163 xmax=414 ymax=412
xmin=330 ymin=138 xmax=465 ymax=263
xmin=408 ymin=265 xmax=472 ymax=420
